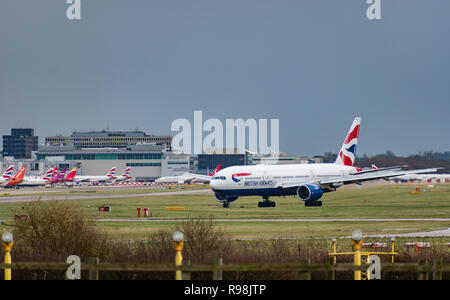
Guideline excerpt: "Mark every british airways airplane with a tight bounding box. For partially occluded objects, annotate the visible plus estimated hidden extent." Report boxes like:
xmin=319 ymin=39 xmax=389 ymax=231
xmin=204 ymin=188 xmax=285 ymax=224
xmin=210 ymin=118 xmax=440 ymax=208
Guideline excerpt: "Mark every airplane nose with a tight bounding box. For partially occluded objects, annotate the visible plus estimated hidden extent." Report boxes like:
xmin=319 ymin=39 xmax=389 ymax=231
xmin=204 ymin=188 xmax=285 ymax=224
xmin=210 ymin=180 xmax=218 ymax=190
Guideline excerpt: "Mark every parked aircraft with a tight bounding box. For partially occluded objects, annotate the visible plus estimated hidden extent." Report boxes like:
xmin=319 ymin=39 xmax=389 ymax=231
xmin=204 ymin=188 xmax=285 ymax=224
xmin=0 ymin=167 xmax=27 ymax=189
xmin=210 ymin=117 xmax=440 ymax=208
xmin=112 ymin=168 xmax=132 ymax=182
xmin=48 ymin=168 xmax=68 ymax=185
xmin=155 ymin=165 xmax=222 ymax=184
xmin=20 ymin=168 xmax=55 ymax=187
xmin=391 ymin=173 xmax=450 ymax=184
xmin=74 ymin=167 xmax=117 ymax=184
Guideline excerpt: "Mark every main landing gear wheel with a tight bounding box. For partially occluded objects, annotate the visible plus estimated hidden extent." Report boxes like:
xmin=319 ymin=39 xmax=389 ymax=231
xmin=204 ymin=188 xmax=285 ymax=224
xmin=258 ymin=197 xmax=276 ymax=208
xmin=305 ymin=200 xmax=322 ymax=207
xmin=223 ymin=201 xmax=230 ymax=208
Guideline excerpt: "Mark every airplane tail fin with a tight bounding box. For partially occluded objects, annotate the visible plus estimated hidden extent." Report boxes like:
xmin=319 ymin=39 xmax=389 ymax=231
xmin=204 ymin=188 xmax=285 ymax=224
xmin=121 ymin=168 xmax=131 ymax=178
xmin=43 ymin=168 xmax=54 ymax=180
xmin=334 ymin=117 xmax=361 ymax=167
xmin=209 ymin=165 xmax=222 ymax=176
xmin=65 ymin=168 xmax=78 ymax=181
xmin=2 ymin=165 xmax=15 ymax=179
xmin=107 ymin=167 xmax=117 ymax=178
xmin=60 ymin=168 xmax=67 ymax=177
xmin=52 ymin=167 xmax=59 ymax=178
xmin=13 ymin=167 xmax=27 ymax=181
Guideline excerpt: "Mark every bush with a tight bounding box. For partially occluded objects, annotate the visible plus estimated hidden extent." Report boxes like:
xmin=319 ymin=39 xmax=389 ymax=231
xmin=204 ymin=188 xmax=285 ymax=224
xmin=173 ymin=217 xmax=228 ymax=263
xmin=11 ymin=201 xmax=112 ymax=261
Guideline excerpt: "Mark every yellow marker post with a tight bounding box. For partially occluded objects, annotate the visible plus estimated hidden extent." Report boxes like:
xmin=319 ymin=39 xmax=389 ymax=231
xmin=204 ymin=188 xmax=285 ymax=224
xmin=331 ymin=238 xmax=337 ymax=264
xmin=172 ymin=231 xmax=184 ymax=281
xmin=328 ymin=231 xmax=398 ymax=280
xmin=351 ymin=230 xmax=363 ymax=281
xmin=2 ymin=232 xmax=13 ymax=281
xmin=391 ymin=237 xmax=396 ymax=263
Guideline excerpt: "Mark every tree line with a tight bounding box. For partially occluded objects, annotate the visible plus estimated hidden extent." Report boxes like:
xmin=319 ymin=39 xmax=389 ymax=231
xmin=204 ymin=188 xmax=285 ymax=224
xmin=322 ymin=151 xmax=450 ymax=172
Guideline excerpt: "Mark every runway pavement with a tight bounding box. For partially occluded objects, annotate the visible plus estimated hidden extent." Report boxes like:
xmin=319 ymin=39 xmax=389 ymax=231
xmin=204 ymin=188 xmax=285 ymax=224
xmin=0 ymin=189 xmax=213 ymax=204
xmin=96 ymin=218 xmax=450 ymax=222
xmin=95 ymin=218 xmax=450 ymax=237
xmin=352 ymin=227 xmax=450 ymax=238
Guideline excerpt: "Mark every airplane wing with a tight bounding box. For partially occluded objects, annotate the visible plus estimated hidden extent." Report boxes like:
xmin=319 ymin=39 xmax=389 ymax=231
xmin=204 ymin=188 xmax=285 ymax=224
xmin=350 ymin=165 xmax=408 ymax=175
xmin=74 ymin=177 xmax=91 ymax=183
xmin=182 ymin=173 xmax=213 ymax=182
xmin=280 ymin=168 xmax=441 ymax=190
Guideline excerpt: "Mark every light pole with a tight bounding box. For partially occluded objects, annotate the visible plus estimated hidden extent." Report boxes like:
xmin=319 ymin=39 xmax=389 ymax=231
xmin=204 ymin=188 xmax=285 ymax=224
xmin=351 ymin=230 xmax=362 ymax=280
xmin=331 ymin=238 xmax=337 ymax=264
xmin=2 ymin=232 xmax=13 ymax=281
xmin=390 ymin=237 xmax=396 ymax=263
xmin=173 ymin=231 xmax=184 ymax=280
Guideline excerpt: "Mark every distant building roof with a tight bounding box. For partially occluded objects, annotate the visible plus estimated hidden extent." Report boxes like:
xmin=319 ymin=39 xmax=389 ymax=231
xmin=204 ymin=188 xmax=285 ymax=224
xmin=71 ymin=130 xmax=148 ymax=138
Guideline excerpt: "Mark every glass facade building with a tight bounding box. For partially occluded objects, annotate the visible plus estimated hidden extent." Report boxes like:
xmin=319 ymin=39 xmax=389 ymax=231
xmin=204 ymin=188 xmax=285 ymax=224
xmin=197 ymin=154 xmax=246 ymax=171
xmin=2 ymin=129 xmax=38 ymax=159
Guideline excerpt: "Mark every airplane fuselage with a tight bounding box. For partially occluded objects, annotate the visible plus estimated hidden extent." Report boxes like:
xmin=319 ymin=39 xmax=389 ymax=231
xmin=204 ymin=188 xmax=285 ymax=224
xmin=210 ymin=163 xmax=356 ymax=198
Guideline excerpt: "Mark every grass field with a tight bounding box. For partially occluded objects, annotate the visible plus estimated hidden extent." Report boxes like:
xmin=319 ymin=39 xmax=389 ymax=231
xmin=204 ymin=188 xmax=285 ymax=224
xmin=0 ymin=184 xmax=208 ymax=198
xmin=1 ymin=183 xmax=449 ymax=240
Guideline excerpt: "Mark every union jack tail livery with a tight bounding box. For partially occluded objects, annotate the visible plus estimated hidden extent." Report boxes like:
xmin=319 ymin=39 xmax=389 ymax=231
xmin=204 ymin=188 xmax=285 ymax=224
xmin=2 ymin=166 xmax=15 ymax=179
xmin=43 ymin=168 xmax=54 ymax=181
xmin=107 ymin=167 xmax=117 ymax=179
xmin=335 ymin=117 xmax=361 ymax=167
xmin=209 ymin=165 xmax=222 ymax=177
xmin=121 ymin=167 xmax=132 ymax=179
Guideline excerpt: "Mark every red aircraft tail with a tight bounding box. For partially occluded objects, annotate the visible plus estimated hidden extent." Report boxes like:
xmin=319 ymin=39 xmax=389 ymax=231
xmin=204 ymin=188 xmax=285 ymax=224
xmin=209 ymin=165 xmax=222 ymax=176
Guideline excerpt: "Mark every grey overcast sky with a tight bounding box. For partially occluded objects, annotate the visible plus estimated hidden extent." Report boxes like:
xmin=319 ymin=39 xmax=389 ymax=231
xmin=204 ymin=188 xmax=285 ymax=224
xmin=0 ymin=0 xmax=449 ymax=157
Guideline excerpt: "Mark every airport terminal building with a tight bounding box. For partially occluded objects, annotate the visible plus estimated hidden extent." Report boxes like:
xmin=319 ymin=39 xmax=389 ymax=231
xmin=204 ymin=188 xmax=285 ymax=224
xmin=45 ymin=130 xmax=172 ymax=149
xmin=1 ymin=129 xmax=323 ymax=182
xmin=36 ymin=144 xmax=190 ymax=182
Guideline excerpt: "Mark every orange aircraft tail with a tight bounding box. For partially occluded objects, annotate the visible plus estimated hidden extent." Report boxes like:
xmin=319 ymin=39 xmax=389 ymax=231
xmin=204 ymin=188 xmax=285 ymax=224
xmin=6 ymin=166 xmax=26 ymax=186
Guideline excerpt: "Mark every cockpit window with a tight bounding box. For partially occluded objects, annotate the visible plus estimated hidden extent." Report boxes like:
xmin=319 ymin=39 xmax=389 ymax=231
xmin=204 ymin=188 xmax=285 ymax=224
xmin=212 ymin=176 xmax=226 ymax=180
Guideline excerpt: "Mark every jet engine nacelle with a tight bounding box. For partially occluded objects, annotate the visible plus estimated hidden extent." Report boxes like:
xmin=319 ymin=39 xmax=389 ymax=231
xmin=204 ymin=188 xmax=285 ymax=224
xmin=296 ymin=184 xmax=323 ymax=202
xmin=214 ymin=193 xmax=239 ymax=203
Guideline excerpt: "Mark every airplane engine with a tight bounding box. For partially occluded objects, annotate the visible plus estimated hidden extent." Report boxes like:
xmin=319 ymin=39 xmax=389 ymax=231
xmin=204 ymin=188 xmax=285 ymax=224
xmin=214 ymin=193 xmax=238 ymax=203
xmin=296 ymin=184 xmax=323 ymax=202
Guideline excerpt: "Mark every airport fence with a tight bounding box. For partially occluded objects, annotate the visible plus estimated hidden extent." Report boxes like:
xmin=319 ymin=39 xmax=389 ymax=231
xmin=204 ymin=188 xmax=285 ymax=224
xmin=1 ymin=258 xmax=450 ymax=280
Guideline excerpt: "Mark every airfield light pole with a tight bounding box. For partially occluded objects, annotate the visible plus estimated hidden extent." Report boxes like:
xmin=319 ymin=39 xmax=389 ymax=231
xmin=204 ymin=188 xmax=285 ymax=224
xmin=351 ymin=230 xmax=363 ymax=281
xmin=331 ymin=238 xmax=337 ymax=264
xmin=391 ymin=237 xmax=396 ymax=263
xmin=173 ymin=231 xmax=184 ymax=281
xmin=2 ymin=232 xmax=13 ymax=281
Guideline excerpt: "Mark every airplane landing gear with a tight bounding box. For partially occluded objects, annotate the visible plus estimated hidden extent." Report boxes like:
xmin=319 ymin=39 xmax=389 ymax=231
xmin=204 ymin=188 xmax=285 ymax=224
xmin=223 ymin=201 xmax=230 ymax=208
xmin=305 ymin=200 xmax=322 ymax=207
xmin=258 ymin=196 xmax=276 ymax=208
